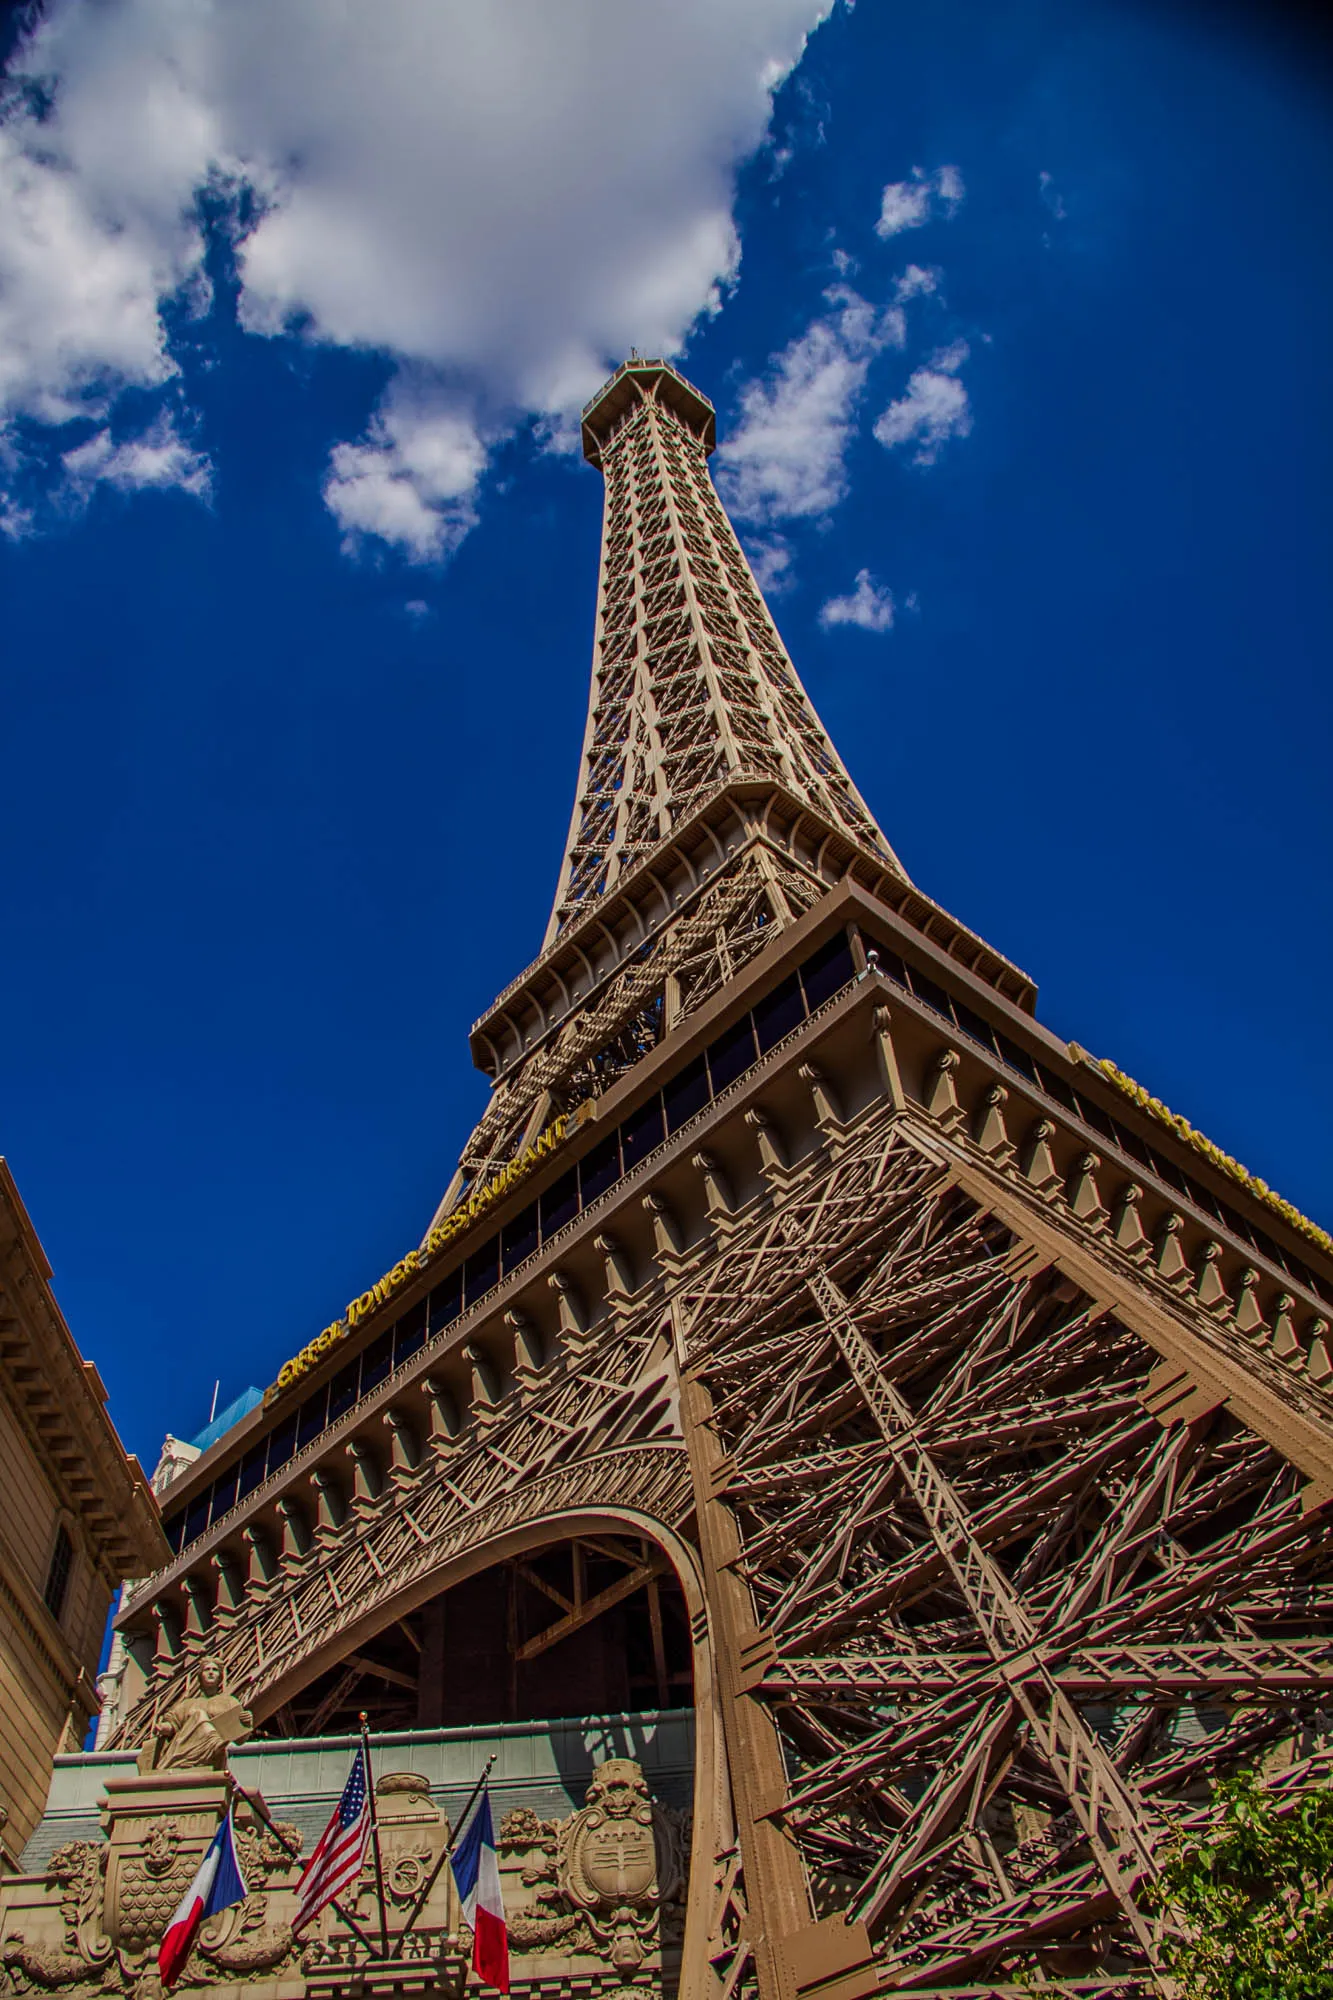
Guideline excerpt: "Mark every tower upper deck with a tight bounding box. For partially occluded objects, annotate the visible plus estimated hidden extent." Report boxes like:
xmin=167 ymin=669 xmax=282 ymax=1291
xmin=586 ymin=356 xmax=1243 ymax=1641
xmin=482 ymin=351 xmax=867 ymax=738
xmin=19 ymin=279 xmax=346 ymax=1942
xmin=580 ymin=356 xmax=716 ymax=465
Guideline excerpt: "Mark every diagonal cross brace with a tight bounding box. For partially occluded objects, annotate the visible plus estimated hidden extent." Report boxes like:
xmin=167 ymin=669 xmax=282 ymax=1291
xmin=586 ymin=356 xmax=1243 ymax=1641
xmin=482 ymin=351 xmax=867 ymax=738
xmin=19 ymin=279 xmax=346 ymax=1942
xmin=803 ymin=1264 xmax=1162 ymax=1958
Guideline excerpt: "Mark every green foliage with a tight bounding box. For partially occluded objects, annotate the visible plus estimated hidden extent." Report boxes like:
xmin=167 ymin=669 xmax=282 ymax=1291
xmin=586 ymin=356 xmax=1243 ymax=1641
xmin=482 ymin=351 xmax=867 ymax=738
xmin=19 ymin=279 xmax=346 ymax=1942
xmin=1149 ymin=1768 xmax=1333 ymax=2000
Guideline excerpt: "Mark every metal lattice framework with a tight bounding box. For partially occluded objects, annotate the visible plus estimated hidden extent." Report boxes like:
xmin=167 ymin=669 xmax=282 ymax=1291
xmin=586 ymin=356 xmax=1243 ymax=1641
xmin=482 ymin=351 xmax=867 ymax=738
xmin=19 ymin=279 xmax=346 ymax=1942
xmin=109 ymin=356 xmax=1333 ymax=2000
xmin=437 ymin=359 xmax=905 ymax=1215
xmin=549 ymin=360 xmax=895 ymax=940
xmin=678 ymin=1110 xmax=1333 ymax=1991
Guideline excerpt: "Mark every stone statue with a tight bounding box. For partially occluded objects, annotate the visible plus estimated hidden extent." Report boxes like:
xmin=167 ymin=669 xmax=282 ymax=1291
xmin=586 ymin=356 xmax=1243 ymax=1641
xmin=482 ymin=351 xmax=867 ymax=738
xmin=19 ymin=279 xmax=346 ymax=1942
xmin=137 ymin=1662 xmax=253 ymax=1774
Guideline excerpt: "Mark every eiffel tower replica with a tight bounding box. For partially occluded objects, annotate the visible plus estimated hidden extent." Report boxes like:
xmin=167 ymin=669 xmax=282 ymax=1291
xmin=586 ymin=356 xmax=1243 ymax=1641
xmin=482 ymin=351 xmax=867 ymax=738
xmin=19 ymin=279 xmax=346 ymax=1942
xmin=106 ymin=358 xmax=1333 ymax=1999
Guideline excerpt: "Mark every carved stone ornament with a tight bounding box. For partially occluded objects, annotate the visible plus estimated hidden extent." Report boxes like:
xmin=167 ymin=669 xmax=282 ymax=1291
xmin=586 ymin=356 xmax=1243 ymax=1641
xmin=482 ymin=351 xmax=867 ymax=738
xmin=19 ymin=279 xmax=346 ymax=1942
xmin=1 ymin=1842 xmax=113 ymax=1994
xmin=562 ymin=1759 xmax=688 ymax=1974
xmin=561 ymin=1759 xmax=662 ymax=1911
xmin=359 ymin=1774 xmax=454 ymax=1930
xmin=0 ymin=1767 xmax=307 ymax=1998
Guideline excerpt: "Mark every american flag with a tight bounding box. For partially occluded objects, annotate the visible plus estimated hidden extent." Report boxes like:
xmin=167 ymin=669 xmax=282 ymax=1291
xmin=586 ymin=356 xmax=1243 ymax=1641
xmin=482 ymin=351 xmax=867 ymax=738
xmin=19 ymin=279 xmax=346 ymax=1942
xmin=290 ymin=1747 xmax=371 ymax=1936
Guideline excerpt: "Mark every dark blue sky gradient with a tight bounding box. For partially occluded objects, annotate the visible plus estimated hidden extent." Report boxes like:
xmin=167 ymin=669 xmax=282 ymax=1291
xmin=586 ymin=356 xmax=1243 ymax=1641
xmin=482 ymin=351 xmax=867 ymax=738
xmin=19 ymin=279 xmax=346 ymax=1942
xmin=2 ymin=0 xmax=1330 ymax=1471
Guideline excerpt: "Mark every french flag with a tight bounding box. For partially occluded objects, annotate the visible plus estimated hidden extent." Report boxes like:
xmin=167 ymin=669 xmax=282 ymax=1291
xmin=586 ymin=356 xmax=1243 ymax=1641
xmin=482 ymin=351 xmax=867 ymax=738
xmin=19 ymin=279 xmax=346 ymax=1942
xmin=157 ymin=1806 xmax=249 ymax=1991
xmin=450 ymin=1784 xmax=508 ymax=1993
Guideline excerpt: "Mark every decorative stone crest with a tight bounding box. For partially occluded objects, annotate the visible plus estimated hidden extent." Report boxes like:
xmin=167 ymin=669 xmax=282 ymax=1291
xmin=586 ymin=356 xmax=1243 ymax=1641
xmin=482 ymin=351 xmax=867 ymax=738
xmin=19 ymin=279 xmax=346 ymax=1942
xmin=499 ymin=1758 xmax=688 ymax=1978
xmin=357 ymin=1775 xmax=454 ymax=1931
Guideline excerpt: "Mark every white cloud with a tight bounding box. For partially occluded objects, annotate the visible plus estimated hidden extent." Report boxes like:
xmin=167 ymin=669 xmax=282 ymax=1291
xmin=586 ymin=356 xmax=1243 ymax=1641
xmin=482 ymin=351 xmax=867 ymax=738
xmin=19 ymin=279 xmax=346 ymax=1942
xmin=893 ymin=263 xmax=940 ymax=303
xmin=717 ymin=286 xmax=898 ymax=525
xmin=875 ymin=164 xmax=965 ymax=239
xmin=935 ymin=164 xmax=965 ymax=212
xmin=819 ymin=567 xmax=894 ymax=633
xmin=873 ymin=339 xmax=972 ymax=466
xmin=324 ymin=390 xmax=487 ymax=563
xmin=62 ymin=414 xmax=211 ymax=500
xmin=0 ymin=0 xmax=833 ymax=552
xmin=744 ymin=534 xmax=795 ymax=593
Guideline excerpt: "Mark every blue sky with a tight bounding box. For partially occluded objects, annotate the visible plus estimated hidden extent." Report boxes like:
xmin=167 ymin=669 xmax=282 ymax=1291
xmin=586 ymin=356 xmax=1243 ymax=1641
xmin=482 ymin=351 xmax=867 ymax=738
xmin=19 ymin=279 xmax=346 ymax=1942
xmin=1 ymin=0 xmax=1330 ymax=1473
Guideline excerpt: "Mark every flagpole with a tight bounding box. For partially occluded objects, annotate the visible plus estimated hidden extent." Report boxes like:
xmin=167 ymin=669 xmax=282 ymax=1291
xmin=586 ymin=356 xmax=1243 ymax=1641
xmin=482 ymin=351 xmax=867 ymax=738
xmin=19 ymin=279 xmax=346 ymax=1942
xmin=359 ymin=1712 xmax=391 ymax=1958
xmin=227 ymin=1773 xmax=381 ymax=1959
xmin=392 ymin=1752 xmax=497 ymax=1957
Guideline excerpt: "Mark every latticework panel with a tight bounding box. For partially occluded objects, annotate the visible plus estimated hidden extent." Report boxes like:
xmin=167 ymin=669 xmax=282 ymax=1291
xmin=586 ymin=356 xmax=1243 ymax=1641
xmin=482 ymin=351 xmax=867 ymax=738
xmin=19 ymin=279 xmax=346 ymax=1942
xmin=677 ymin=1112 xmax=1333 ymax=1991
xmin=546 ymin=389 xmax=894 ymax=943
xmin=450 ymin=849 xmax=820 ymax=1197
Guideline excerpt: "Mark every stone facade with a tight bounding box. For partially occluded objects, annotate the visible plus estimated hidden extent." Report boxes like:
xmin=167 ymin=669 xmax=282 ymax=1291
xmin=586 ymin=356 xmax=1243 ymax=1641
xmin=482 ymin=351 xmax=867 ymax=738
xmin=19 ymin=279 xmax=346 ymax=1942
xmin=0 ymin=1750 xmax=687 ymax=2000
xmin=0 ymin=1162 xmax=165 ymax=1869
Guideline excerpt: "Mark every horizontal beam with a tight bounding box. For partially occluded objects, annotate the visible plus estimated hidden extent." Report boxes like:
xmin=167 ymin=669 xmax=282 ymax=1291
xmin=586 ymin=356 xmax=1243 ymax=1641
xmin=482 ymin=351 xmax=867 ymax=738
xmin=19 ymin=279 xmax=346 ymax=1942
xmin=345 ymin=1651 xmax=418 ymax=1692
xmin=761 ymin=1639 xmax=1333 ymax=1703
xmin=514 ymin=1557 xmax=665 ymax=1662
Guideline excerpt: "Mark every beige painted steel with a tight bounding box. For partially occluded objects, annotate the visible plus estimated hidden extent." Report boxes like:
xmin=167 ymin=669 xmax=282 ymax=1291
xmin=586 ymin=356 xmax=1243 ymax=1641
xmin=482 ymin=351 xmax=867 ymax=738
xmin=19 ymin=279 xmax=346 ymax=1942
xmin=56 ymin=358 xmax=1333 ymax=2000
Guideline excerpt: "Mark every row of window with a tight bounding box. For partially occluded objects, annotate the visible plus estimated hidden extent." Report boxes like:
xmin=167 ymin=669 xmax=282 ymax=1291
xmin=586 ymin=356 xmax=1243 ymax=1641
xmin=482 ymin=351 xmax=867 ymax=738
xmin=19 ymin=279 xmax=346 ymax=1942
xmin=867 ymin=936 xmax=1331 ymax=1304
xmin=163 ymin=930 xmax=858 ymax=1558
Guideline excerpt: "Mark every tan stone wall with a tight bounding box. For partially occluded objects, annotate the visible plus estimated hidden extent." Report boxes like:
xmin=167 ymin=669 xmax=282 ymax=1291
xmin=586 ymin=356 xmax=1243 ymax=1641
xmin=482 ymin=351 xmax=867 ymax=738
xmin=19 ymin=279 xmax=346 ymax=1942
xmin=0 ymin=1596 xmax=72 ymax=1866
xmin=0 ymin=1395 xmax=58 ymax=1596
xmin=0 ymin=1396 xmax=110 ymax=1865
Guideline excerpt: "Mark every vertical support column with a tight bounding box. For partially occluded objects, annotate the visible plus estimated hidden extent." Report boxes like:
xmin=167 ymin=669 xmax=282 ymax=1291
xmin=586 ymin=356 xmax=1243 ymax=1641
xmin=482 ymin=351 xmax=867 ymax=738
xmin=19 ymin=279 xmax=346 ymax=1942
xmin=678 ymin=1355 xmax=838 ymax=2000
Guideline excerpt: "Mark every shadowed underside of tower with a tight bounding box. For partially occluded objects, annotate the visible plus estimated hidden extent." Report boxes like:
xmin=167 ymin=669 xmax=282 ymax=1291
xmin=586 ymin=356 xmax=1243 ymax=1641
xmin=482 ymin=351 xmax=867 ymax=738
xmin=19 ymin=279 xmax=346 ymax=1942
xmin=97 ymin=356 xmax=1333 ymax=2000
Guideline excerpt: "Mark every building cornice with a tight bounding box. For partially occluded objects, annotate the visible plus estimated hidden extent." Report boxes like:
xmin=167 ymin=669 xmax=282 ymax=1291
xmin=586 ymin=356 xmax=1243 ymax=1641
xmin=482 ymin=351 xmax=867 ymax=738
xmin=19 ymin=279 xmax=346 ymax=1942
xmin=0 ymin=1161 xmax=168 ymax=1579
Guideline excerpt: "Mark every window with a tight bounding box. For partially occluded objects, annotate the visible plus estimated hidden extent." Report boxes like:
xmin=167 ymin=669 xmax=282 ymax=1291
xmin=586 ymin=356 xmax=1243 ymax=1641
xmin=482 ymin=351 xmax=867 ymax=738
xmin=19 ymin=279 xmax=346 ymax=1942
xmin=237 ymin=1440 xmax=267 ymax=1503
xmin=297 ymin=1386 xmax=330 ymax=1450
xmin=706 ymin=1016 xmax=757 ymax=1094
xmin=328 ymin=1361 xmax=360 ymax=1425
xmin=266 ymin=1416 xmax=297 ymax=1476
xmin=463 ymin=1239 xmax=500 ymax=1308
xmin=620 ymin=1096 xmax=665 ymax=1170
xmin=44 ymin=1525 xmax=73 ymax=1621
xmin=953 ymin=1000 xmax=998 ymax=1056
xmin=360 ymin=1329 xmax=395 ymax=1395
xmin=501 ymin=1204 xmax=539 ymax=1272
xmin=578 ymin=1133 xmax=622 ymax=1206
xmin=663 ymin=1055 xmax=708 ymax=1133
xmin=428 ymin=1270 xmax=462 ymax=1336
xmin=184 ymin=1491 xmax=211 ymax=1546
xmin=540 ymin=1168 xmax=579 ymax=1238
xmin=209 ymin=1465 xmax=239 ymax=1523
xmin=800 ymin=931 xmax=855 ymax=1009
xmin=910 ymin=971 xmax=953 ymax=1021
xmin=394 ymin=1300 xmax=428 ymax=1365
xmin=753 ymin=973 xmax=803 ymax=1054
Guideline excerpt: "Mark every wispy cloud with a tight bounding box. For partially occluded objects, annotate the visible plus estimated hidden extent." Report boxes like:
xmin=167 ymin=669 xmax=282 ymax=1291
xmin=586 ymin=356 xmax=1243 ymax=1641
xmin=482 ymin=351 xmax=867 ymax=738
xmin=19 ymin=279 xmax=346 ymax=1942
xmin=744 ymin=534 xmax=796 ymax=594
xmin=893 ymin=263 xmax=940 ymax=304
xmin=819 ymin=567 xmax=895 ymax=633
xmin=717 ymin=286 xmax=900 ymax=526
xmin=1039 ymin=170 xmax=1067 ymax=221
xmin=873 ymin=339 xmax=972 ymax=466
xmin=62 ymin=415 xmax=212 ymax=502
xmin=875 ymin=164 xmax=965 ymax=239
